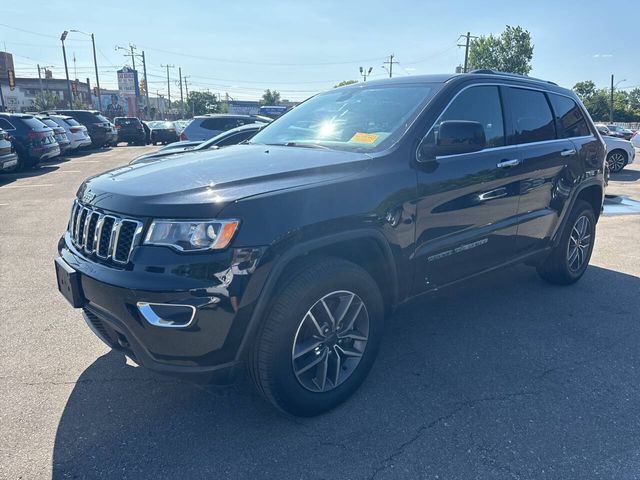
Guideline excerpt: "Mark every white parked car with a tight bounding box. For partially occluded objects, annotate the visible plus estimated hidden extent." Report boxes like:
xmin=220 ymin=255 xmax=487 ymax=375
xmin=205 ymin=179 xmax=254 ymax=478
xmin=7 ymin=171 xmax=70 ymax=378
xmin=631 ymin=131 xmax=640 ymax=149
xmin=48 ymin=115 xmax=92 ymax=151
xmin=600 ymin=133 xmax=636 ymax=173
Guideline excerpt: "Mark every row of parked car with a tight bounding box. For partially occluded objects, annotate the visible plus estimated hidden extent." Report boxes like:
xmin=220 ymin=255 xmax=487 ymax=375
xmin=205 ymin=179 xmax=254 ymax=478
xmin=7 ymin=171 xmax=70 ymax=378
xmin=0 ymin=110 xmax=275 ymax=173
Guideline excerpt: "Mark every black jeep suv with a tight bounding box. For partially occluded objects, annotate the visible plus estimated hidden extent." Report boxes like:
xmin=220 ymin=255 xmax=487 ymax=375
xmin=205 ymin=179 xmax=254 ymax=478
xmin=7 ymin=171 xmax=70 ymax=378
xmin=55 ymin=71 xmax=605 ymax=416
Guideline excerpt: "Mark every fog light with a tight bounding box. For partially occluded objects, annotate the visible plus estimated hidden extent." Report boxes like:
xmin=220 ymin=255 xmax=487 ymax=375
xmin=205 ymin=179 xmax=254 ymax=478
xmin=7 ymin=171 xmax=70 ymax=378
xmin=137 ymin=302 xmax=196 ymax=328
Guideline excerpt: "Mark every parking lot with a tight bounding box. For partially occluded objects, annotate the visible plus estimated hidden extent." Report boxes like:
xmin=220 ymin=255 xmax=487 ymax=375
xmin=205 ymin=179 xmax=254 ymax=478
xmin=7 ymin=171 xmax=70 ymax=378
xmin=1 ymin=147 xmax=639 ymax=479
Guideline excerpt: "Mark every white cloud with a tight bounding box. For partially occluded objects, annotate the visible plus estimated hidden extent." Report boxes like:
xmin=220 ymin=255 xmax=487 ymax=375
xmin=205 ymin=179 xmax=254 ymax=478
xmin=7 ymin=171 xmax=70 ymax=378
xmin=593 ymin=54 xmax=613 ymax=58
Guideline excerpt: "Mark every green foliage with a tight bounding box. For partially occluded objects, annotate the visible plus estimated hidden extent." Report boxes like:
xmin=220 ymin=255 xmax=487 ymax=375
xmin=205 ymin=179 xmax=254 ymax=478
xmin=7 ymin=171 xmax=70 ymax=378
xmin=33 ymin=91 xmax=60 ymax=111
xmin=334 ymin=80 xmax=358 ymax=88
xmin=468 ymin=25 xmax=534 ymax=75
xmin=260 ymin=89 xmax=281 ymax=106
xmin=573 ymin=82 xmax=640 ymax=122
xmin=187 ymin=91 xmax=220 ymax=116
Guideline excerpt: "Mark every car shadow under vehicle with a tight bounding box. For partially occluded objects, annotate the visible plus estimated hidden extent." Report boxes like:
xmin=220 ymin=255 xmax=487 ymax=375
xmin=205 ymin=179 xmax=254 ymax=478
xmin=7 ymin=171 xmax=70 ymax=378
xmin=52 ymin=264 xmax=640 ymax=479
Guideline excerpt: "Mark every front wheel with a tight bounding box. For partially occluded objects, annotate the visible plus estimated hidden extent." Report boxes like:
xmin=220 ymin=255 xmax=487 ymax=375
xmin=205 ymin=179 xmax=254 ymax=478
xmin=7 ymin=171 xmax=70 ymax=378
xmin=249 ymin=258 xmax=384 ymax=416
xmin=537 ymin=200 xmax=596 ymax=285
xmin=606 ymin=150 xmax=627 ymax=173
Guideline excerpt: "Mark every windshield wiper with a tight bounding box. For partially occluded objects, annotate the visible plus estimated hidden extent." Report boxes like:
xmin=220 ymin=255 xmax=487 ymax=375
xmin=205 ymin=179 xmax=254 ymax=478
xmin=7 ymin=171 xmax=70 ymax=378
xmin=265 ymin=142 xmax=331 ymax=150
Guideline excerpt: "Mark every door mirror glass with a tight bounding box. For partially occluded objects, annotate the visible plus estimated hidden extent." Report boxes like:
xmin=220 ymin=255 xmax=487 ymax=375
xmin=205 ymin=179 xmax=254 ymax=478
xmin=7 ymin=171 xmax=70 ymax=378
xmin=420 ymin=120 xmax=486 ymax=160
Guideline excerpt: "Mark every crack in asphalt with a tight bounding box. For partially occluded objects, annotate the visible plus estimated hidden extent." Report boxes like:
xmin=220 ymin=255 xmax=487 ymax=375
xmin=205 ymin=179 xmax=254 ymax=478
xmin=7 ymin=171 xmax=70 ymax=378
xmin=367 ymin=390 xmax=541 ymax=480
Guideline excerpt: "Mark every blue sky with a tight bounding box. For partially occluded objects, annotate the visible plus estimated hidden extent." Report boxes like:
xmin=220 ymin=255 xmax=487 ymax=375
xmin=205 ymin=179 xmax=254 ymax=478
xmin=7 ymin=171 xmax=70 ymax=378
xmin=1 ymin=0 xmax=637 ymax=101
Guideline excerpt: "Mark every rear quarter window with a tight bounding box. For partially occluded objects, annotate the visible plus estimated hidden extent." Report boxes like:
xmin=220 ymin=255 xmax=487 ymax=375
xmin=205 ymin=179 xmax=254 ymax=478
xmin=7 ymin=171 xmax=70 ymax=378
xmin=549 ymin=94 xmax=590 ymax=138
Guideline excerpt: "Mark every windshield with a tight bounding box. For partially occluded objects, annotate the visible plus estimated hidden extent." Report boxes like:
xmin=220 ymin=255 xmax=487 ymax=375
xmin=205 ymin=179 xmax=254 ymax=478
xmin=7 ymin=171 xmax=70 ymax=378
xmin=250 ymin=83 xmax=438 ymax=152
xmin=149 ymin=121 xmax=174 ymax=129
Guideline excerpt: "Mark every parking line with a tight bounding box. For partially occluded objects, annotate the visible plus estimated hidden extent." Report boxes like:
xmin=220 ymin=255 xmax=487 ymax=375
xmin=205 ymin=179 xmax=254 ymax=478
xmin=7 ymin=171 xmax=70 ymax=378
xmin=72 ymin=160 xmax=100 ymax=164
xmin=53 ymin=170 xmax=82 ymax=173
xmin=0 ymin=203 xmax=9 ymax=206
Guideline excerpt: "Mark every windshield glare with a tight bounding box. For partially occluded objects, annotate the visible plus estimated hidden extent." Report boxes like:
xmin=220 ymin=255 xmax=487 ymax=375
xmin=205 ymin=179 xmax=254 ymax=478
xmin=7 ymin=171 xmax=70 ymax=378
xmin=250 ymin=84 xmax=437 ymax=152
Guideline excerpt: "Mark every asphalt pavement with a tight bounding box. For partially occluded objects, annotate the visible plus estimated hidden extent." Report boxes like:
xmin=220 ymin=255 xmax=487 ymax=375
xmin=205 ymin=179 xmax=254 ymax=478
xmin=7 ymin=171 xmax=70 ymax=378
xmin=1 ymin=146 xmax=639 ymax=479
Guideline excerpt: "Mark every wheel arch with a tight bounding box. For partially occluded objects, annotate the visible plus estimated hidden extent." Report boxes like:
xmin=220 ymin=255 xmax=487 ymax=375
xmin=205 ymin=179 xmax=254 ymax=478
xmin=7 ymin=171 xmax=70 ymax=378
xmin=235 ymin=229 xmax=399 ymax=362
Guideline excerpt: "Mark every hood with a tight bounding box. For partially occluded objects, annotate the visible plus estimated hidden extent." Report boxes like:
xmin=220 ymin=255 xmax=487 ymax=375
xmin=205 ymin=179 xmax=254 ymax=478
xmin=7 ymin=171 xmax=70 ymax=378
xmin=130 ymin=146 xmax=202 ymax=164
xmin=79 ymin=144 xmax=371 ymax=218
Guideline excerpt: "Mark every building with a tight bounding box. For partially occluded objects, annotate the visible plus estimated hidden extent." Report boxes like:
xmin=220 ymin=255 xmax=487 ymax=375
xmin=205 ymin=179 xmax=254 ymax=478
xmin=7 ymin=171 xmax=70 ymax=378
xmin=0 ymin=76 xmax=91 ymax=112
xmin=0 ymin=51 xmax=15 ymax=79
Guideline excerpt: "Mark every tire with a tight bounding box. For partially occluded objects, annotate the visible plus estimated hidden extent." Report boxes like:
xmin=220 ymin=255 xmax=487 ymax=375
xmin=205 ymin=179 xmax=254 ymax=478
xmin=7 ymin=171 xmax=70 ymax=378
xmin=537 ymin=200 xmax=596 ymax=285
xmin=249 ymin=257 xmax=384 ymax=416
xmin=606 ymin=150 xmax=627 ymax=173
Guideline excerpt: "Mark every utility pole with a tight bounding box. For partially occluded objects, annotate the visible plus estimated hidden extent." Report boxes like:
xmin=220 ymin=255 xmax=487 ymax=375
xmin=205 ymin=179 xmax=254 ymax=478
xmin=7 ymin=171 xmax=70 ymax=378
xmin=141 ymin=51 xmax=149 ymax=116
xmin=457 ymin=32 xmax=478 ymax=73
xmin=183 ymin=75 xmax=192 ymax=117
xmin=610 ymin=74 xmax=614 ymax=123
xmin=178 ymin=67 xmax=184 ymax=117
xmin=161 ymin=64 xmax=175 ymax=110
xmin=382 ymin=54 xmax=399 ymax=78
xmin=359 ymin=66 xmax=373 ymax=82
xmin=60 ymin=31 xmax=74 ymax=108
xmin=69 ymin=30 xmax=102 ymax=111
xmin=37 ymin=64 xmax=43 ymax=94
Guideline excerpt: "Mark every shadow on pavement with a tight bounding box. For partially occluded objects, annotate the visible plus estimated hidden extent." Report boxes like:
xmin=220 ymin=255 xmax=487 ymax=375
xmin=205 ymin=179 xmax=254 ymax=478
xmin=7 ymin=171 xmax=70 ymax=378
xmin=610 ymin=169 xmax=640 ymax=182
xmin=0 ymin=164 xmax=60 ymax=187
xmin=52 ymin=264 xmax=640 ymax=479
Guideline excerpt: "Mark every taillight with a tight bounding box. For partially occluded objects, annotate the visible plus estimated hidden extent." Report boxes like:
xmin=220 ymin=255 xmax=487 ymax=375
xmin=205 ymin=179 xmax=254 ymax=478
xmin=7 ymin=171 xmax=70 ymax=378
xmin=28 ymin=131 xmax=44 ymax=140
xmin=180 ymin=132 xmax=187 ymax=141
xmin=69 ymin=127 xmax=82 ymax=133
xmin=115 ymin=124 xmax=121 ymax=129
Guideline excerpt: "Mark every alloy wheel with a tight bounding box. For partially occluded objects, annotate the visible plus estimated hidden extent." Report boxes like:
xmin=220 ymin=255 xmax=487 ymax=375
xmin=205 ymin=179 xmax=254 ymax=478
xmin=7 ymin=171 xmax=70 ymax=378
xmin=607 ymin=152 xmax=626 ymax=172
xmin=566 ymin=215 xmax=592 ymax=273
xmin=291 ymin=290 xmax=369 ymax=393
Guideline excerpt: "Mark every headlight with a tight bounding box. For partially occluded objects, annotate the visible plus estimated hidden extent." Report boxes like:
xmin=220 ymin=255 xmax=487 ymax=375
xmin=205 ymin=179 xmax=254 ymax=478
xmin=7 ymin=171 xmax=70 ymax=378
xmin=144 ymin=219 xmax=240 ymax=252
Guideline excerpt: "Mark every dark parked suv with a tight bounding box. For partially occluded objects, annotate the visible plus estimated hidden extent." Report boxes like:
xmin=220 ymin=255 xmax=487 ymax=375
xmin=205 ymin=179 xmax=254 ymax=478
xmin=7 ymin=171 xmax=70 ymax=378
xmin=55 ymin=71 xmax=605 ymax=416
xmin=0 ymin=113 xmax=60 ymax=170
xmin=46 ymin=110 xmax=117 ymax=148
xmin=113 ymin=117 xmax=146 ymax=145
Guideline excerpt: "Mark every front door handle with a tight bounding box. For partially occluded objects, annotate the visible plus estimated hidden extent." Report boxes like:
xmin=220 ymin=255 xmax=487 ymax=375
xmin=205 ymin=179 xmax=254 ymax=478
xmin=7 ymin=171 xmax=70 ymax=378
xmin=561 ymin=148 xmax=577 ymax=157
xmin=496 ymin=159 xmax=521 ymax=169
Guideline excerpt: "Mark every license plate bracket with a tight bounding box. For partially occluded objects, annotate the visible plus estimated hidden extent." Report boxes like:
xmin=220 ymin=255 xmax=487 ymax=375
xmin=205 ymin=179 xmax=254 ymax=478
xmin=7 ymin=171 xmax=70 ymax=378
xmin=55 ymin=257 xmax=84 ymax=308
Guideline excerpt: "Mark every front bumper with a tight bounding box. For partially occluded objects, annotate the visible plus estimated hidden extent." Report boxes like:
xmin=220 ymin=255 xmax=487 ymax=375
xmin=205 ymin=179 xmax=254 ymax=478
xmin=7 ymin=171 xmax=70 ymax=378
xmin=57 ymin=233 xmax=268 ymax=379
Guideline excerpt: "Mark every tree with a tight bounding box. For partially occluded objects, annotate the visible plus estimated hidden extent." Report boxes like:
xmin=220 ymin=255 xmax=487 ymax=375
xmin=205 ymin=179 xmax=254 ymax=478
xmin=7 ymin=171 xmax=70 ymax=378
xmin=468 ymin=25 xmax=534 ymax=75
xmin=187 ymin=91 xmax=220 ymax=116
xmin=573 ymin=82 xmax=640 ymax=122
xmin=573 ymin=81 xmax=597 ymax=100
xmin=334 ymin=80 xmax=358 ymax=88
xmin=261 ymin=89 xmax=281 ymax=106
xmin=33 ymin=91 xmax=60 ymax=111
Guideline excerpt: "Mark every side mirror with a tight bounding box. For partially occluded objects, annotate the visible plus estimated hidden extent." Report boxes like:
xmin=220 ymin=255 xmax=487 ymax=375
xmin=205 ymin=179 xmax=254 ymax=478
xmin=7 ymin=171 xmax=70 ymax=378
xmin=420 ymin=120 xmax=486 ymax=161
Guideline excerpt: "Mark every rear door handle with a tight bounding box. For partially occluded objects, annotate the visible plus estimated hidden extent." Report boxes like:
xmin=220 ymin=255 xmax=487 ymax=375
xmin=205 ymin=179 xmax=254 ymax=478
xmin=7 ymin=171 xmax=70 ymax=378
xmin=561 ymin=149 xmax=577 ymax=157
xmin=496 ymin=159 xmax=521 ymax=169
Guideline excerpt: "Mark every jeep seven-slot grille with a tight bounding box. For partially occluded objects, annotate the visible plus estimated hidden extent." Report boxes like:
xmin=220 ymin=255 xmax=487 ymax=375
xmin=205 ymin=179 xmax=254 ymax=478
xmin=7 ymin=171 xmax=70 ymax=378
xmin=68 ymin=201 xmax=143 ymax=265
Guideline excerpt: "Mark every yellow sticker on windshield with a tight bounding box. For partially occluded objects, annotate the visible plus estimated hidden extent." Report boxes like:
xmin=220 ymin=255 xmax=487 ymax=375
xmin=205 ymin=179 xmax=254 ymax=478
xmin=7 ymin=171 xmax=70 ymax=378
xmin=350 ymin=132 xmax=379 ymax=144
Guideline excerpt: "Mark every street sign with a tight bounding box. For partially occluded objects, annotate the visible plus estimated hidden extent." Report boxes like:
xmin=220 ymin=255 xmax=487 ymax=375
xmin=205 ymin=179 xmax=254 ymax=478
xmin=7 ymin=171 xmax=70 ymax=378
xmin=117 ymin=67 xmax=140 ymax=97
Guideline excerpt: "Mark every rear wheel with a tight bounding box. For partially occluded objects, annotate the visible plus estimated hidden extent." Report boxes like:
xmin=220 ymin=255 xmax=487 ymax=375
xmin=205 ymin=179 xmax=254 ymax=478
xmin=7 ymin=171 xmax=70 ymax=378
xmin=537 ymin=200 xmax=596 ymax=285
xmin=606 ymin=150 xmax=627 ymax=173
xmin=249 ymin=258 xmax=384 ymax=416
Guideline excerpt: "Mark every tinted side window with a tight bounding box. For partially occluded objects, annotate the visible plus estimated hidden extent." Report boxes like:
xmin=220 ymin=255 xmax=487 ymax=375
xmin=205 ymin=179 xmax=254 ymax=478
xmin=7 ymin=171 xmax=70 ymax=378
xmin=0 ymin=118 xmax=15 ymax=130
xmin=508 ymin=88 xmax=556 ymax=144
xmin=217 ymin=130 xmax=253 ymax=147
xmin=437 ymin=86 xmax=505 ymax=148
xmin=200 ymin=118 xmax=226 ymax=131
xmin=548 ymin=94 xmax=590 ymax=138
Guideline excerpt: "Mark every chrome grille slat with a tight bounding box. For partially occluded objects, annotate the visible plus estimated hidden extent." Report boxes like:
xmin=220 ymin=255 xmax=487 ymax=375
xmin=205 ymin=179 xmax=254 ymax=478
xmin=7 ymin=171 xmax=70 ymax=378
xmin=67 ymin=202 xmax=142 ymax=265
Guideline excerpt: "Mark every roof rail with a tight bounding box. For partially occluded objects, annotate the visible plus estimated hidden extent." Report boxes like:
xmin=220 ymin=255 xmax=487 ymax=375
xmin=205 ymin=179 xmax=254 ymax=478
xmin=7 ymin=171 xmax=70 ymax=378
xmin=469 ymin=69 xmax=557 ymax=86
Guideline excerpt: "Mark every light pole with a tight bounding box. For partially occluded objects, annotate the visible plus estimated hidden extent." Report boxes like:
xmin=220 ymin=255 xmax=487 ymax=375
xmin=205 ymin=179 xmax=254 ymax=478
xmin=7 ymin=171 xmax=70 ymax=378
xmin=60 ymin=31 xmax=74 ymax=109
xmin=610 ymin=75 xmax=626 ymax=123
xmin=70 ymin=30 xmax=102 ymax=111
xmin=359 ymin=66 xmax=373 ymax=82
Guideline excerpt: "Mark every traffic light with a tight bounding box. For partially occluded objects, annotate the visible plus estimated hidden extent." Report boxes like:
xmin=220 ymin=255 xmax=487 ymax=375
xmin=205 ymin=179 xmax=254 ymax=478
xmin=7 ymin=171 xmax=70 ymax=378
xmin=92 ymin=87 xmax=98 ymax=96
xmin=139 ymin=79 xmax=146 ymax=96
xmin=7 ymin=69 xmax=15 ymax=90
xmin=71 ymin=81 xmax=78 ymax=96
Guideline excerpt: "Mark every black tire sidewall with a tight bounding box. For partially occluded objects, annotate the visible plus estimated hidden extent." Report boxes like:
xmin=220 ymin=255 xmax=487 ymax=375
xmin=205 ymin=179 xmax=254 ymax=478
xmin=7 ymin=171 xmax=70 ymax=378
xmin=259 ymin=261 xmax=384 ymax=416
